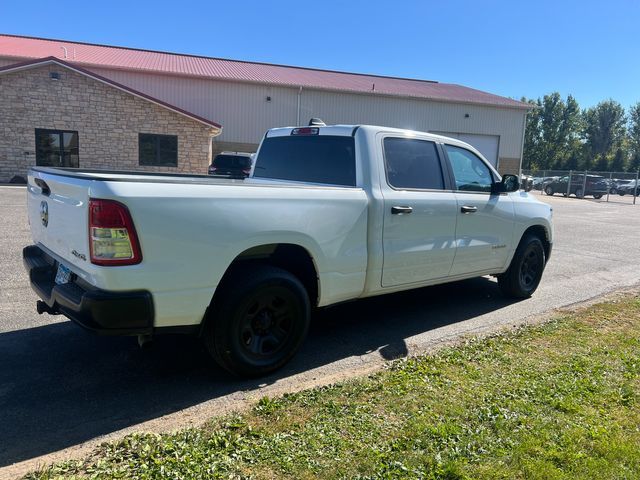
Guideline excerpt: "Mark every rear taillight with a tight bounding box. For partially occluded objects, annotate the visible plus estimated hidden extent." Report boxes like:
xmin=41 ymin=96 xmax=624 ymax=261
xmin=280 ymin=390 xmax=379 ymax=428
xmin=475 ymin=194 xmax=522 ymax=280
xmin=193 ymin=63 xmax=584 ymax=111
xmin=89 ymin=199 xmax=142 ymax=266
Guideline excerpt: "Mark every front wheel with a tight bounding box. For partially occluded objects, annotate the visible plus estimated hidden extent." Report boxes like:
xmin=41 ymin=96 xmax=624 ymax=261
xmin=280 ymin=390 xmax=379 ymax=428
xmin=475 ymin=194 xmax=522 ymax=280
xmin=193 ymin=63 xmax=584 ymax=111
xmin=593 ymin=194 xmax=603 ymax=199
xmin=544 ymin=185 xmax=554 ymax=196
xmin=498 ymin=234 xmax=546 ymax=298
xmin=203 ymin=265 xmax=310 ymax=377
xmin=575 ymin=187 xmax=584 ymax=198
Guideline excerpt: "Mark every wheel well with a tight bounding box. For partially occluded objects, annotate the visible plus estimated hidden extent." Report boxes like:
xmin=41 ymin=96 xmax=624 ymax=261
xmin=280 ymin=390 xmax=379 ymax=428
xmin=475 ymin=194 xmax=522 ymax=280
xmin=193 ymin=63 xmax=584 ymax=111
xmin=523 ymin=225 xmax=551 ymax=260
xmin=221 ymin=244 xmax=319 ymax=306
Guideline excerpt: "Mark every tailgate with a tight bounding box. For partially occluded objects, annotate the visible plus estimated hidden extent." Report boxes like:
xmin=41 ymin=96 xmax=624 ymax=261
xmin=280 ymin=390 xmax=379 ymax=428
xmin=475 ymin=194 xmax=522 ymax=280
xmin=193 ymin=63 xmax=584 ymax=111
xmin=27 ymin=169 xmax=91 ymax=271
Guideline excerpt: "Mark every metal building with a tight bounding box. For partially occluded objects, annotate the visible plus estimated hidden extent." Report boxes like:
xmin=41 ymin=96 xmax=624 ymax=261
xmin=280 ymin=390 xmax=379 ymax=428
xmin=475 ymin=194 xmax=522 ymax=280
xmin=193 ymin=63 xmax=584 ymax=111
xmin=0 ymin=34 xmax=530 ymax=175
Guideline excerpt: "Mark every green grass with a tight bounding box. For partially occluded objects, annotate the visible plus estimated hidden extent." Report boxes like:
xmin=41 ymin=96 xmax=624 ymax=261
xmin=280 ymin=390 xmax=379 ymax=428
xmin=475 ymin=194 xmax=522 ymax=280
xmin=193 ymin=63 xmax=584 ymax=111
xmin=27 ymin=295 xmax=640 ymax=479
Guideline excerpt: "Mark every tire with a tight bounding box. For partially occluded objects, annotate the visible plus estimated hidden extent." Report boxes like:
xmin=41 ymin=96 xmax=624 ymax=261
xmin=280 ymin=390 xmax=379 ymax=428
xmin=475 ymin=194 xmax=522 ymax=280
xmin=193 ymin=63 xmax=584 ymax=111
xmin=498 ymin=234 xmax=546 ymax=299
xmin=544 ymin=185 xmax=554 ymax=196
xmin=619 ymin=192 xmax=626 ymax=196
xmin=593 ymin=194 xmax=603 ymax=199
xmin=203 ymin=265 xmax=310 ymax=377
xmin=610 ymin=188 xmax=617 ymax=195
xmin=575 ymin=187 xmax=584 ymax=198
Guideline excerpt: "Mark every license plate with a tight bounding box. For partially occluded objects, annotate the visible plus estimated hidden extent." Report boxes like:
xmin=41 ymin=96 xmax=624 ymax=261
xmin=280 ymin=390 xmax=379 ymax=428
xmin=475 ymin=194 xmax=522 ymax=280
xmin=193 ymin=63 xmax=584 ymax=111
xmin=55 ymin=263 xmax=72 ymax=285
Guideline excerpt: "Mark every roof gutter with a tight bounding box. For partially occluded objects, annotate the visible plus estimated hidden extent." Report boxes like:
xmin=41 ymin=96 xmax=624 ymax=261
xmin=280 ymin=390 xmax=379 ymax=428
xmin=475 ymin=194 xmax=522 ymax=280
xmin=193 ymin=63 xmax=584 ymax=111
xmin=296 ymin=86 xmax=302 ymax=126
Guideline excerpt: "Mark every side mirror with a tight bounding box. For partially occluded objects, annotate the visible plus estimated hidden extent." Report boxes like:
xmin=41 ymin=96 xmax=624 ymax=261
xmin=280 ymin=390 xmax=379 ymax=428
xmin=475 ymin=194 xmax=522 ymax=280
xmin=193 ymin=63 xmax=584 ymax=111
xmin=493 ymin=174 xmax=519 ymax=193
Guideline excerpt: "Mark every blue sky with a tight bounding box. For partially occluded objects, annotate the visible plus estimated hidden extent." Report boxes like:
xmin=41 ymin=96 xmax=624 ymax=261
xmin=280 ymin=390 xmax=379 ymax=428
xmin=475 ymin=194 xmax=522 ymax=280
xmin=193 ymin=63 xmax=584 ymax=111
xmin=2 ymin=0 xmax=639 ymax=109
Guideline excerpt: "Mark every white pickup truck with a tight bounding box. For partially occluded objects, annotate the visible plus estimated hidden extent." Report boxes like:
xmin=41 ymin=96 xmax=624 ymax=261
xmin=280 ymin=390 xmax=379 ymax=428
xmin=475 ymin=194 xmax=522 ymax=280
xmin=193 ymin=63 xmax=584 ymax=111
xmin=24 ymin=124 xmax=553 ymax=376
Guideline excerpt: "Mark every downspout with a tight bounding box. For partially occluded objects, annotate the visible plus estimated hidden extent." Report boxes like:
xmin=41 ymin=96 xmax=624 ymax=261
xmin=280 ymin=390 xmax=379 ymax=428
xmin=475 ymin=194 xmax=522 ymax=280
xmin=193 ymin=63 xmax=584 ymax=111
xmin=518 ymin=110 xmax=528 ymax=179
xmin=296 ymin=86 xmax=302 ymax=126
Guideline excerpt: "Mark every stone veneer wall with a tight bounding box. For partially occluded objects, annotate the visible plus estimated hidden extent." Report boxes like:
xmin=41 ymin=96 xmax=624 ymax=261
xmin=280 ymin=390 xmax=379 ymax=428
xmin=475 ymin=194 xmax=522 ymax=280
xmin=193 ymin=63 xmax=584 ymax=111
xmin=497 ymin=157 xmax=520 ymax=175
xmin=0 ymin=64 xmax=217 ymax=182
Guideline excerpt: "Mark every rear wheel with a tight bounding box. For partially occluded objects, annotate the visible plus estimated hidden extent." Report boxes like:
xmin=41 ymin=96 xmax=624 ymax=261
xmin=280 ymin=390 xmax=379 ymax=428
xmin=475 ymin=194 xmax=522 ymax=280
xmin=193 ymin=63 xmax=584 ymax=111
xmin=544 ymin=185 xmax=554 ymax=196
xmin=593 ymin=193 xmax=603 ymax=199
xmin=575 ymin=187 xmax=584 ymax=198
xmin=204 ymin=265 xmax=310 ymax=377
xmin=498 ymin=234 xmax=546 ymax=298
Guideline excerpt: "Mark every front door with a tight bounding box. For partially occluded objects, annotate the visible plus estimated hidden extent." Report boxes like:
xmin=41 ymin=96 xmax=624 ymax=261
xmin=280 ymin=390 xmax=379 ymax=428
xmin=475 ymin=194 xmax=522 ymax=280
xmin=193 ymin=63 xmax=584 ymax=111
xmin=443 ymin=144 xmax=514 ymax=275
xmin=381 ymin=136 xmax=458 ymax=287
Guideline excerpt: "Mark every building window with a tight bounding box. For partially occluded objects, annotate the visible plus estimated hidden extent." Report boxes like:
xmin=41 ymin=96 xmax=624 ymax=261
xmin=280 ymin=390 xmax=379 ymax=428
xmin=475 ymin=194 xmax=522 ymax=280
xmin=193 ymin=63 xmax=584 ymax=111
xmin=35 ymin=129 xmax=79 ymax=167
xmin=139 ymin=133 xmax=178 ymax=167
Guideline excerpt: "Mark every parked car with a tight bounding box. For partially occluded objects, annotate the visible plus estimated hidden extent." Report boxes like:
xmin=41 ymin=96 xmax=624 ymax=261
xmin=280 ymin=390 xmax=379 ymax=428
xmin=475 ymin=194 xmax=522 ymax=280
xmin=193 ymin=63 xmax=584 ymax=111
xmin=520 ymin=174 xmax=534 ymax=192
xmin=208 ymin=152 xmax=254 ymax=178
xmin=533 ymin=176 xmax=559 ymax=191
xmin=23 ymin=124 xmax=553 ymax=377
xmin=618 ymin=179 xmax=640 ymax=196
xmin=543 ymin=174 xmax=608 ymax=198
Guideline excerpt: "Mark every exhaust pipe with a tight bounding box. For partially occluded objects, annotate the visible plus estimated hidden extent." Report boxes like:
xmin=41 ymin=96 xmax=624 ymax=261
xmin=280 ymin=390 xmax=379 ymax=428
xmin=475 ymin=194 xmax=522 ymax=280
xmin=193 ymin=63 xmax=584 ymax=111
xmin=36 ymin=300 xmax=60 ymax=315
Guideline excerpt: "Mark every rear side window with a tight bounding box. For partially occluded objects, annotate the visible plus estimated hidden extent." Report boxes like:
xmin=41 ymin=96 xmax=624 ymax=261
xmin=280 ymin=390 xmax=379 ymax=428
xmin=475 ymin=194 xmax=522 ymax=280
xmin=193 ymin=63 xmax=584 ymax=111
xmin=383 ymin=137 xmax=444 ymax=190
xmin=254 ymin=135 xmax=356 ymax=186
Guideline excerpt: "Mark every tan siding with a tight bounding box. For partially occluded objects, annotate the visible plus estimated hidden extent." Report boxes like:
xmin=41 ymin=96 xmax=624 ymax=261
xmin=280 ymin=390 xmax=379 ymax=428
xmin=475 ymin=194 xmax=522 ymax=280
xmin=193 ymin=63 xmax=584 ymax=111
xmin=82 ymin=68 xmax=526 ymax=160
xmin=300 ymin=90 xmax=526 ymax=159
xmin=0 ymin=57 xmax=20 ymax=67
xmin=87 ymin=67 xmax=299 ymax=144
xmin=0 ymin=56 xmax=525 ymax=168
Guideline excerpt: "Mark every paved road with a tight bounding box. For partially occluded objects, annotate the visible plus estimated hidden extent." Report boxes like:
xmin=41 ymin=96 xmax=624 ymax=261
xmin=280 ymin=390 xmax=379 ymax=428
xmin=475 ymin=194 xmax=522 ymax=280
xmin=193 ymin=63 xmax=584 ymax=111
xmin=1 ymin=186 xmax=639 ymax=476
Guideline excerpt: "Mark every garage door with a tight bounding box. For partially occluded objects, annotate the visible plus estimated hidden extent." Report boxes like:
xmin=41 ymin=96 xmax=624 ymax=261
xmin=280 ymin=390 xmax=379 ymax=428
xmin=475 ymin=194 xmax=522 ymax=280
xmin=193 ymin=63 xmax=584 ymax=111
xmin=433 ymin=132 xmax=499 ymax=167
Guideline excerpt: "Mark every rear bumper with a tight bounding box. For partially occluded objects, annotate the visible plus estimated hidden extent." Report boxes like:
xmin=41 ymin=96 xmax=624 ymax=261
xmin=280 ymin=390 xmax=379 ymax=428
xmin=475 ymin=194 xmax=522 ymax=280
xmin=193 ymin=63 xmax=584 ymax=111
xmin=23 ymin=245 xmax=154 ymax=335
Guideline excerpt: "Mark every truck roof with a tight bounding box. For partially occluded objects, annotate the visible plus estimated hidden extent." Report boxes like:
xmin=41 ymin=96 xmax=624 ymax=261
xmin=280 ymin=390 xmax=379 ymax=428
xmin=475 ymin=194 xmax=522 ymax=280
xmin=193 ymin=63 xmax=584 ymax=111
xmin=266 ymin=124 xmax=468 ymax=144
xmin=264 ymin=125 xmax=490 ymax=165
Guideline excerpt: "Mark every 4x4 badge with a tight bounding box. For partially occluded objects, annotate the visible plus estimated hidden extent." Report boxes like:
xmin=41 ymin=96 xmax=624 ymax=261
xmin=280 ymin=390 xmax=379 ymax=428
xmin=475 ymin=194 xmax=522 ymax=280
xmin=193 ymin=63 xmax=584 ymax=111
xmin=40 ymin=201 xmax=48 ymax=227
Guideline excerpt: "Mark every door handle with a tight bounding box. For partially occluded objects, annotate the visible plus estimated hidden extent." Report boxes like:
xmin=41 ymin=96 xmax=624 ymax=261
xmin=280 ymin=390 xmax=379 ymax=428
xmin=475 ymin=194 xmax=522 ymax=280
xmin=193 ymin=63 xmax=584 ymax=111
xmin=391 ymin=206 xmax=413 ymax=215
xmin=460 ymin=205 xmax=478 ymax=214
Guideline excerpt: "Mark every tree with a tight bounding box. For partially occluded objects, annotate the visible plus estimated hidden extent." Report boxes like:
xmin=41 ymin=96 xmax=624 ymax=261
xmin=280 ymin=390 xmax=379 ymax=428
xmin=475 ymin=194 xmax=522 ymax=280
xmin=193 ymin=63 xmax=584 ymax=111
xmin=521 ymin=93 xmax=583 ymax=171
xmin=559 ymin=95 xmax=583 ymax=169
xmin=611 ymin=147 xmax=627 ymax=172
xmin=628 ymin=102 xmax=640 ymax=172
xmin=583 ymin=100 xmax=626 ymax=170
xmin=522 ymin=97 xmax=543 ymax=170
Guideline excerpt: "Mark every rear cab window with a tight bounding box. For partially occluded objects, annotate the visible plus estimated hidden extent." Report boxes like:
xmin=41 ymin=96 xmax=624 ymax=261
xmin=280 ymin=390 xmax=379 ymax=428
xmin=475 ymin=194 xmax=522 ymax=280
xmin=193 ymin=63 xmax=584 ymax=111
xmin=253 ymin=135 xmax=356 ymax=186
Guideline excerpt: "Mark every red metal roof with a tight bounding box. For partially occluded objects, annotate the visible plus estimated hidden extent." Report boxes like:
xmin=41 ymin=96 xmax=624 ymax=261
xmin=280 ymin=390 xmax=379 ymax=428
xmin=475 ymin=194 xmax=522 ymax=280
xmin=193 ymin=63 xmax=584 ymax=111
xmin=0 ymin=56 xmax=222 ymax=130
xmin=0 ymin=34 xmax=529 ymax=109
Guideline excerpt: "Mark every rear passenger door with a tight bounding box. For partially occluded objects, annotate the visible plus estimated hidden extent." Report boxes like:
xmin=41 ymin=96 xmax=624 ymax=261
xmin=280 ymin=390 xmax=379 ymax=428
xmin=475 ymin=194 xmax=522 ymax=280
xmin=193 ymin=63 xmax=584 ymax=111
xmin=381 ymin=136 xmax=458 ymax=287
xmin=443 ymin=144 xmax=515 ymax=275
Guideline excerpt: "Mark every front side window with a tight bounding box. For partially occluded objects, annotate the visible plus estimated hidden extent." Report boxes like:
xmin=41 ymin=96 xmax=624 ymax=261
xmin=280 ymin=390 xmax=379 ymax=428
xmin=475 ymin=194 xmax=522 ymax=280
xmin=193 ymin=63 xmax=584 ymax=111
xmin=254 ymin=135 xmax=356 ymax=186
xmin=445 ymin=144 xmax=493 ymax=192
xmin=383 ymin=137 xmax=444 ymax=190
xmin=139 ymin=133 xmax=178 ymax=167
xmin=35 ymin=129 xmax=79 ymax=167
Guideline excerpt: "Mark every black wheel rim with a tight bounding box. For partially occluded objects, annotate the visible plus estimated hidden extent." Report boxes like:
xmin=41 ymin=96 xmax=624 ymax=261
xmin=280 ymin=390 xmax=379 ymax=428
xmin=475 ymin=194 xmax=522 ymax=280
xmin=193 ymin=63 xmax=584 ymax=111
xmin=519 ymin=247 xmax=542 ymax=289
xmin=239 ymin=289 xmax=294 ymax=358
